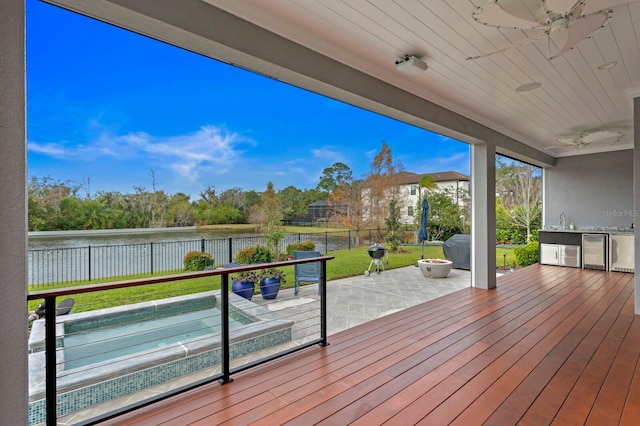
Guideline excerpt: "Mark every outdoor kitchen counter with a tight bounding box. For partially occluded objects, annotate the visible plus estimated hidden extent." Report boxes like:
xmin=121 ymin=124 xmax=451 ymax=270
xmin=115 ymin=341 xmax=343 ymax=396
xmin=540 ymin=228 xmax=634 ymax=234
xmin=539 ymin=229 xmax=634 ymax=246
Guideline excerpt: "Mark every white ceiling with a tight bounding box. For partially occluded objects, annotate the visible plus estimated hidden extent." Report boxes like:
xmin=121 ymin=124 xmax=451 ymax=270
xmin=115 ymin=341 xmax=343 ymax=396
xmin=203 ymin=0 xmax=640 ymax=158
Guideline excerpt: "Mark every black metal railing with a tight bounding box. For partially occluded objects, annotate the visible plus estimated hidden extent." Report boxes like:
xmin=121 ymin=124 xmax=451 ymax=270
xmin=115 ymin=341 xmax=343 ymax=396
xmin=28 ymin=229 xmax=405 ymax=287
xmin=27 ymin=256 xmax=332 ymax=426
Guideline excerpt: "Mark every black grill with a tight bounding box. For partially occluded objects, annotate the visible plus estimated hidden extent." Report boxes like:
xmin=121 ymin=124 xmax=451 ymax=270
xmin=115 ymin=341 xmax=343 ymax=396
xmin=367 ymin=244 xmax=386 ymax=259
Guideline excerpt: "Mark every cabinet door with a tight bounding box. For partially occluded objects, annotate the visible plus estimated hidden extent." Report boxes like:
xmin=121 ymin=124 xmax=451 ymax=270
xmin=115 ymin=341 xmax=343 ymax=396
xmin=540 ymin=244 xmax=559 ymax=265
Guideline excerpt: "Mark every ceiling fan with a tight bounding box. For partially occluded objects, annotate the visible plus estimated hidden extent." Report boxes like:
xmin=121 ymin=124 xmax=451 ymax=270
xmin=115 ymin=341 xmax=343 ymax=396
xmin=544 ymin=129 xmax=623 ymax=151
xmin=467 ymin=0 xmax=637 ymax=60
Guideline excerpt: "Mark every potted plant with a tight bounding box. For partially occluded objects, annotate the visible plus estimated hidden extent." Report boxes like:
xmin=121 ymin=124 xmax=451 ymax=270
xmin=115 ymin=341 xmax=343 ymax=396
xmin=231 ymin=270 xmax=261 ymax=300
xmin=259 ymin=267 xmax=286 ymax=299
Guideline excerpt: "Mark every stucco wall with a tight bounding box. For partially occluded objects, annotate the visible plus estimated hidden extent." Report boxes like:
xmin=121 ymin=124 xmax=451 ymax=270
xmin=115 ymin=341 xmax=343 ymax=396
xmin=543 ymin=150 xmax=635 ymax=229
xmin=0 ymin=1 xmax=28 ymax=424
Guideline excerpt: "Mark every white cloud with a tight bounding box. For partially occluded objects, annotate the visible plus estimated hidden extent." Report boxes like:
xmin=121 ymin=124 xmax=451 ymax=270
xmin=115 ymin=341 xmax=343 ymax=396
xmin=419 ymin=152 xmax=470 ymax=174
xmin=311 ymin=147 xmax=345 ymax=164
xmin=28 ymin=142 xmax=70 ymax=157
xmin=28 ymin=125 xmax=250 ymax=182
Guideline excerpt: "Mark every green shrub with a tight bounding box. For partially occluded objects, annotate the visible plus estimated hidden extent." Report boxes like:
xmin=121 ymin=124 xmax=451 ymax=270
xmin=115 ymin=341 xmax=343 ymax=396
xmin=235 ymin=245 xmax=274 ymax=264
xmin=286 ymin=240 xmax=316 ymax=255
xmin=496 ymin=229 xmax=512 ymax=244
xmin=514 ymin=242 xmax=539 ymax=266
xmin=183 ymin=251 xmax=215 ymax=271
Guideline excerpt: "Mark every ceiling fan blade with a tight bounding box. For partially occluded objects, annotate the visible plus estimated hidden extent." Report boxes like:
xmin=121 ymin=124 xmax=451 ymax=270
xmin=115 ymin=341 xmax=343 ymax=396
xmin=557 ymin=137 xmax=580 ymax=145
xmin=472 ymin=1 xmax=544 ymax=29
xmin=548 ymin=9 xmax=612 ymax=59
xmin=581 ymin=130 xmax=622 ymax=144
xmin=467 ymin=30 xmax=548 ymax=60
xmin=544 ymin=0 xmax=583 ymax=15
xmin=582 ymin=0 xmax=640 ymax=16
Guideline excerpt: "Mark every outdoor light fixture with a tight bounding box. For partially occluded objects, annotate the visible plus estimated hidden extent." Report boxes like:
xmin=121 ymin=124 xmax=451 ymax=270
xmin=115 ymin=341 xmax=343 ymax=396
xmin=395 ymin=55 xmax=428 ymax=75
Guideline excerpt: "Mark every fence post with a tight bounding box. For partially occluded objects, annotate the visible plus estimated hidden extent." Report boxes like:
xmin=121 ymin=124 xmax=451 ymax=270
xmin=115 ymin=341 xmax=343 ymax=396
xmin=88 ymin=245 xmax=92 ymax=282
xmin=201 ymin=238 xmax=205 ymax=253
xmin=298 ymin=233 xmax=301 ymax=242
xmin=325 ymin=232 xmax=328 ymax=255
xmin=348 ymin=230 xmax=351 ymax=250
xmin=150 ymin=242 xmax=154 ymax=274
xmin=228 ymin=237 xmax=233 ymax=264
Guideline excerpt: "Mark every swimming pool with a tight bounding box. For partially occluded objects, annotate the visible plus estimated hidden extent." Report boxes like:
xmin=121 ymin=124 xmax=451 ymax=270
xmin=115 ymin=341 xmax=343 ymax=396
xmin=28 ymin=291 xmax=294 ymax=425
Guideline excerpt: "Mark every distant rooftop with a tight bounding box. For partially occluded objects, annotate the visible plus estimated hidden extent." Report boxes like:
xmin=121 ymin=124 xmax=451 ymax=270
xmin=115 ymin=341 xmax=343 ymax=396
xmin=393 ymin=171 xmax=469 ymax=185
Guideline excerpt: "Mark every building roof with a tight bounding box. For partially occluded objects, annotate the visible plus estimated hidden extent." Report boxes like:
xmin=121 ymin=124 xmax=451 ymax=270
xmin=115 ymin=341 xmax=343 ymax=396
xmin=394 ymin=171 xmax=469 ymax=185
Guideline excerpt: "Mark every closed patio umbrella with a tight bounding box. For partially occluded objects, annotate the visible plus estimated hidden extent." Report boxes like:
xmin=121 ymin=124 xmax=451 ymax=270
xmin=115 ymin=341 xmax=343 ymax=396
xmin=417 ymin=198 xmax=430 ymax=259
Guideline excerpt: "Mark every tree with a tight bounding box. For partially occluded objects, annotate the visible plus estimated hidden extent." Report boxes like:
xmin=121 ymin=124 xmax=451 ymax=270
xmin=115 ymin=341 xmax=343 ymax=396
xmin=418 ymin=174 xmax=437 ymax=196
xmin=496 ymin=156 xmax=542 ymax=243
xmin=261 ymin=181 xmax=284 ymax=252
xmin=248 ymin=204 xmax=264 ymax=231
xmin=27 ymin=176 xmax=81 ymax=231
xmin=365 ymin=142 xmax=405 ymax=227
xmin=279 ymin=185 xmax=303 ymax=221
xmin=167 ymin=193 xmax=195 ymax=226
xmin=316 ymin=162 xmax=353 ymax=194
xmin=385 ymin=199 xmax=402 ymax=251
xmin=425 ymin=188 xmax=465 ymax=241
xmin=199 ymin=185 xmax=218 ymax=207
xmin=330 ymin=178 xmax=366 ymax=246
xmin=412 ymin=174 xmax=439 ymax=242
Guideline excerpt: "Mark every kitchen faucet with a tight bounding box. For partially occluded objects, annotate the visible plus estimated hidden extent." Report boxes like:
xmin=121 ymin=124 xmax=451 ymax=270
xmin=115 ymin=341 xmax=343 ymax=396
xmin=559 ymin=212 xmax=566 ymax=230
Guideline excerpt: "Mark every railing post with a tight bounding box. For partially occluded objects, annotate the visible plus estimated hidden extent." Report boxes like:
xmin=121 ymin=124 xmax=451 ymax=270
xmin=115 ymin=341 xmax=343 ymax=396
xmin=319 ymin=260 xmax=329 ymax=347
xmin=150 ymin=242 xmax=154 ymax=274
xmin=44 ymin=295 xmax=57 ymax=426
xmin=228 ymin=237 xmax=233 ymax=264
xmin=88 ymin=245 xmax=92 ymax=282
xmin=219 ymin=273 xmax=233 ymax=384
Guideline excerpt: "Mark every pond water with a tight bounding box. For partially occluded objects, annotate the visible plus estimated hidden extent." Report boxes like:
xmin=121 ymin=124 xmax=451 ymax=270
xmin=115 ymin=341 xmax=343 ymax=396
xmin=28 ymin=226 xmax=255 ymax=249
xmin=27 ymin=227 xmax=360 ymax=285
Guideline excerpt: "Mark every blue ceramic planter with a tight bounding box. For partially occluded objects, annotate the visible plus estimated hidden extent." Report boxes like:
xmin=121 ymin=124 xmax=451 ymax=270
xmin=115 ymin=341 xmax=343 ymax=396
xmin=231 ymin=280 xmax=255 ymax=300
xmin=259 ymin=278 xmax=281 ymax=299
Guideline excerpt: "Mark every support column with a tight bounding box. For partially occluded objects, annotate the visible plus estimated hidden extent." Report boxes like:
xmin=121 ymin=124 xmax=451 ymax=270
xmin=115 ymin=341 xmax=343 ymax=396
xmin=471 ymin=142 xmax=497 ymax=289
xmin=0 ymin=2 xmax=27 ymax=424
xmin=634 ymin=97 xmax=639 ymax=315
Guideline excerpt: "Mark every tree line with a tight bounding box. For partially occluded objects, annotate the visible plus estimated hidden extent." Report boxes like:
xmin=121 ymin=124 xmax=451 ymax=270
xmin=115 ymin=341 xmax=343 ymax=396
xmin=27 ymin=177 xmax=326 ymax=231
xmin=28 ymin=146 xmax=541 ymax=246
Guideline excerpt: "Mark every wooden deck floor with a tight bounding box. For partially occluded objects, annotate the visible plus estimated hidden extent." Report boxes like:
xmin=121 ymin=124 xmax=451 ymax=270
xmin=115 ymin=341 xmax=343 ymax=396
xmin=105 ymin=265 xmax=640 ymax=425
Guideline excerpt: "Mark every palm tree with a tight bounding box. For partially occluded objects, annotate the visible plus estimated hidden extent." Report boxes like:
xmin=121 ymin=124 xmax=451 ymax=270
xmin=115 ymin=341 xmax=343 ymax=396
xmin=415 ymin=175 xmax=438 ymax=243
xmin=418 ymin=174 xmax=437 ymax=198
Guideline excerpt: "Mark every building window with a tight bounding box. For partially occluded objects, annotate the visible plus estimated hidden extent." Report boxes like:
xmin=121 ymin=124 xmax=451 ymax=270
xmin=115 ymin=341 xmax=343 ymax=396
xmin=410 ymin=185 xmax=417 ymax=195
xmin=408 ymin=206 xmax=414 ymax=216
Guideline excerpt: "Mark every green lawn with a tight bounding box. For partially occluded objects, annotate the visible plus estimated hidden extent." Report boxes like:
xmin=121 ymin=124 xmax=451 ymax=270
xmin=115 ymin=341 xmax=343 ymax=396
xmin=28 ymin=245 xmax=519 ymax=314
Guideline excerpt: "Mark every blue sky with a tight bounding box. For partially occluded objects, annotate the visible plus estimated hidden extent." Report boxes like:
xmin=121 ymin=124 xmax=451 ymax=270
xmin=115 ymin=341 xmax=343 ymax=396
xmin=26 ymin=0 xmax=470 ymax=199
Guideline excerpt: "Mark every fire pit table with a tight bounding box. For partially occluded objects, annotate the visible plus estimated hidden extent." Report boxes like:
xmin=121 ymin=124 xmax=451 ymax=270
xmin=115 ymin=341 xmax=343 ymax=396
xmin=417 ymin=259 xmax=453 ymax=278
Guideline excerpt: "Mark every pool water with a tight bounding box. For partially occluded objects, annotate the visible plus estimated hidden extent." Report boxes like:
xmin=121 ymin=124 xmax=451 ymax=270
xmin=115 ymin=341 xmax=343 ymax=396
xmin=63 ymin=308 xmax=252 ymax=369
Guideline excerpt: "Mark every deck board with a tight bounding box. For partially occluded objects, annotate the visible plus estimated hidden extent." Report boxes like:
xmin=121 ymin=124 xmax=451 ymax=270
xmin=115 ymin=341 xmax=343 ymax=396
xmin=103 ymin=265 xmax=639 ymax=426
